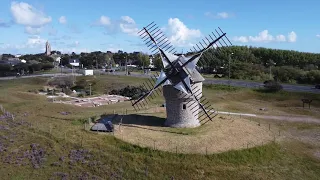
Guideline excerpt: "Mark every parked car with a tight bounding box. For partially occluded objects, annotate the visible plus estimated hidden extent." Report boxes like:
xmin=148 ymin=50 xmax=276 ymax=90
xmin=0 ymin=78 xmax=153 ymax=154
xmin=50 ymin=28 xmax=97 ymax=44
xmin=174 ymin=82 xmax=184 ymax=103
xmin=315 ymin=84 xmax=320 ymax=89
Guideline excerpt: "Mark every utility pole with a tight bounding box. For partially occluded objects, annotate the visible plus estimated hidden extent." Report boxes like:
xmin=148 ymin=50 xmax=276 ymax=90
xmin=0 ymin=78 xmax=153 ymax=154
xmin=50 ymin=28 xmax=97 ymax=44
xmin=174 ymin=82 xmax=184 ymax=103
xmin=89 ymin=83 xmax=92 ymax=96
xmin=228 ymin=52 xmax=234 ymax=87
xmin=267 ymin=59 xmax=276 ymax=80
xmin=71 ymin=65 xmax=75 ymax=85
xmin=125 ymin=54 xmax=128 ymax=76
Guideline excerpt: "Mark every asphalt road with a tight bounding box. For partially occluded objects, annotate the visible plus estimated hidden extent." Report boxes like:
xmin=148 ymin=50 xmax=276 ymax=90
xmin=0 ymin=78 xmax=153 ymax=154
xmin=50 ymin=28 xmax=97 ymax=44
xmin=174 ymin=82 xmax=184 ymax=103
xmin=108 ymin=71 xmax=320 ymax=94
xmin=0 ymin=71 xmax=319 ymax=94
xmin=0 ymin=73 xmax=82 ymax=80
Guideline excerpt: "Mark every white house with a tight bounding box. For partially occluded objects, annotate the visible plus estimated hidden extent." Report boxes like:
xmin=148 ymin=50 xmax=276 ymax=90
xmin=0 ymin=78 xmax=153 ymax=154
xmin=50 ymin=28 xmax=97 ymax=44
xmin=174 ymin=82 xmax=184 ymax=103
xmin=69 ymin=59 xmax=80 ymax=67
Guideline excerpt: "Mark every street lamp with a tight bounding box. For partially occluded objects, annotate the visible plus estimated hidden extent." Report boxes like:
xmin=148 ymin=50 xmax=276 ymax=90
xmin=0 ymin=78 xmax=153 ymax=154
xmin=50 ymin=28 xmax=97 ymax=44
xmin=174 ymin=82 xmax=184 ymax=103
xmin=125 ymin=54 xmax=128 ymax=76
xmin=228 ymin=52 xmax=234 ymax=87
xmin=266 ymin=59 xmax=276 ymax=80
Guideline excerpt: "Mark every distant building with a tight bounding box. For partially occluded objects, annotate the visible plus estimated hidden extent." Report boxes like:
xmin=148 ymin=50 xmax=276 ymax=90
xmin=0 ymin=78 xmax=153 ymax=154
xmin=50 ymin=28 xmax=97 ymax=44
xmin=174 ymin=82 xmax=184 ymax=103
xmin=45 ymin=41 xmax=51 ymax=56
xmin=69 ymin=59 xmax=80 ymax=67
xmin=82 ymin=69 xmax=93 ymax=76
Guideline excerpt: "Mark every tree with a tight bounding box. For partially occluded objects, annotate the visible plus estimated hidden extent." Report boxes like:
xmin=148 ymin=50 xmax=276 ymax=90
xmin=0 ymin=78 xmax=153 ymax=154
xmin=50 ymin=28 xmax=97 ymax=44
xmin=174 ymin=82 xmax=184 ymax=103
xmin=60 ymin=56 xmax=70 ymax=66
xmin=153 ymin=54 xmax=163 ymax=70
xmin=0 ymin=64 xmax=12 ymax=71
xmin=138 ymin=53 xmax=150 ymax=68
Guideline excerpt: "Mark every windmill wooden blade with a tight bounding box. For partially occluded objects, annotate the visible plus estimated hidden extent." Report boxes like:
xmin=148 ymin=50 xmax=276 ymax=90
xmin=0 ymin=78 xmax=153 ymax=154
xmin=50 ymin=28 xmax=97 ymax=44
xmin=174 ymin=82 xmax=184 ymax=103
xmin=131 ymin=71 xmax=168 ymax=107
xmin=139 ymin=23 xmax=179 ymax=72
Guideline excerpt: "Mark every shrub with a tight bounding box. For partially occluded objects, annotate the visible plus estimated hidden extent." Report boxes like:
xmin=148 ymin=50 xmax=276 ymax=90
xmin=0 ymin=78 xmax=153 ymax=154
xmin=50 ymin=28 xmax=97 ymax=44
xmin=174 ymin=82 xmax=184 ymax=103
xmin=30 ymin=63 xmax=42 ymax=72
xmin=109 ymin=85 xmax=148 ymax=99
xmin=41 ymin=63 xmax=54 ymax=70
xmin=48 ymin=77 xmax=73 ymax=88
xmin=263 ymin=80 xmax=283 ymax=92
xmin=62 ymin=87 xmax=73 ymax=95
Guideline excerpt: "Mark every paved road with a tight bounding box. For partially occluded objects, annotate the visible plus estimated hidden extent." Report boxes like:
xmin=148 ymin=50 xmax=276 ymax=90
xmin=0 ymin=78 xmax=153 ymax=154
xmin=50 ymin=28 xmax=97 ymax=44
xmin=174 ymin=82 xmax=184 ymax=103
xmin=0 ymin=71 xmax=319 ymax=94
xmin=0 ymin=73 xmax=82 ymax=80
xmin=109 ymin=71 xmax=320 ymax=94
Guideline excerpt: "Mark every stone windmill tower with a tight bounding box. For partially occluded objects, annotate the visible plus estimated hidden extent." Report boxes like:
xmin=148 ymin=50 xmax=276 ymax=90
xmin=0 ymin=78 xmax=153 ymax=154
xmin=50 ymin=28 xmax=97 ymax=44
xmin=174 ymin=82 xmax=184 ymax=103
xmin=163 ymin=68 xmax=204 ymax=127
xmin=132 ymin=22 xmax=232 ymax=128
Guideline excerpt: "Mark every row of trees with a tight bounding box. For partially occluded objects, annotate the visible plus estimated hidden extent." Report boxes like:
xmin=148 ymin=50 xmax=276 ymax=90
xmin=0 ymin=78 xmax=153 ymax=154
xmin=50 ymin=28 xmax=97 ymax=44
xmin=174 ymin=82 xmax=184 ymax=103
xmin=1 ymin=45 xmax=319 ymax=84
xmin=0 ymin=62 xmax=54 ymax=76
xmin=58 ymin=51 xmax=151 ymax=69
xmin=198 ymin=46 xmax=320 ymax=84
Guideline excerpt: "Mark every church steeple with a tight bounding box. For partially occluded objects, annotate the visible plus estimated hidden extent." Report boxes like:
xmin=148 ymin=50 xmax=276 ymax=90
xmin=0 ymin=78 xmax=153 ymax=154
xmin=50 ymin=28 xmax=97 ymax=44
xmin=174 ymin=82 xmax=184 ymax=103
xmin=45 ymin=40 xmax=51 ymax=56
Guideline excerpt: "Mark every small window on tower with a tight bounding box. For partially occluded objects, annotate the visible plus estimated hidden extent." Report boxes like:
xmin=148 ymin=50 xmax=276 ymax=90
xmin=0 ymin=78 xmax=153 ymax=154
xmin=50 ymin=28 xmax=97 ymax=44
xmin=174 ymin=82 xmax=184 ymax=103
xmin=183 ymin=104 xmax=186 ymax=110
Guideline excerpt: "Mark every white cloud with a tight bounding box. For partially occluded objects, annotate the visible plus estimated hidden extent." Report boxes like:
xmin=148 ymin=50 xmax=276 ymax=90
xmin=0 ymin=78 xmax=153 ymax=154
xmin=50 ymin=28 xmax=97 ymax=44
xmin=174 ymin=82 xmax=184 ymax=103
xmin=276 ymin=35 xmax=286 ymax=42
xmin=287 ymin=31 xmax=297 ymax=42
xmin=26 ymin=35 xmax=46 ymax=47
xmin=317 ymin=34 xmax=320 ymax=38
xmin=0 ymin=35 xmax=47 ymax=53
xmin=121 ymin=16 xmax=135 ymax=24
xmin=59 ymin=16 xmax=67 ymax=24
xmin=10 ymin=1 xmax=52 ymax=27
xmin=25 ymin=26 xmax=42 ymax=35
xmin=119 ymin=16 xmax=139 ymax=36
xmin=205 ymin=12 xmax=233 ymax=19
xmin=94 ymin=15 xmax=139 ymax=36
xmin=166 ymin=18 xmax=202 ymax=47
xmin=233 ymin=30 xmax=297 ymax=43
xmin=99 ymin=16 xmax=111 ymax=26
xmin=233 ymin=36 xmax=248 ymax=43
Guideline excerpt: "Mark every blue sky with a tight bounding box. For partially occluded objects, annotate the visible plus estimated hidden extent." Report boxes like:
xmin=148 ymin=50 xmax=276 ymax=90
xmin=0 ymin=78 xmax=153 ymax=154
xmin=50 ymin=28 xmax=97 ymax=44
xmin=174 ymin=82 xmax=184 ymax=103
xmin=0 ymin=0 xmax=319 ymax=54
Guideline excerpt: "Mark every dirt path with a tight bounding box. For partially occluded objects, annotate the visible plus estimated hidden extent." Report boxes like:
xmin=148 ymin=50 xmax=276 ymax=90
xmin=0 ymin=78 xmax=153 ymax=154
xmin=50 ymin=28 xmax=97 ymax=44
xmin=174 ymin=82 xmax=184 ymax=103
xmin=214 ymin=111 xmax=320 ymax=124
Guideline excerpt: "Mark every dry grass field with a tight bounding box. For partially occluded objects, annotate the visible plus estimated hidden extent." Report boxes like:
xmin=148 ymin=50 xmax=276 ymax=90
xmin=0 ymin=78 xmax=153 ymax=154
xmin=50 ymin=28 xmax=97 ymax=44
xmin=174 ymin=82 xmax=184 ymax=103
xmin=0 ymin=75 xmax=319 ymax=180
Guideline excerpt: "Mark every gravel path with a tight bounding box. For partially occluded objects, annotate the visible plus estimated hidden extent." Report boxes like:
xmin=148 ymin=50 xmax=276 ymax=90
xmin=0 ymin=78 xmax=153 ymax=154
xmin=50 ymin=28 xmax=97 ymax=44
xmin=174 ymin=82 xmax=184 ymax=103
xmin=213 ymin=111 xmax=320 ymax=124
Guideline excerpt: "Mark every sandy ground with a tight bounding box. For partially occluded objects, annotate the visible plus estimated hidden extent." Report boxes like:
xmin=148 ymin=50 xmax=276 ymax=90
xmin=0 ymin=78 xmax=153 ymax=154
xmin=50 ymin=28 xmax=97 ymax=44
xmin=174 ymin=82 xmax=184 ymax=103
xmin=113 ymin=115 xmax=278 ymax=154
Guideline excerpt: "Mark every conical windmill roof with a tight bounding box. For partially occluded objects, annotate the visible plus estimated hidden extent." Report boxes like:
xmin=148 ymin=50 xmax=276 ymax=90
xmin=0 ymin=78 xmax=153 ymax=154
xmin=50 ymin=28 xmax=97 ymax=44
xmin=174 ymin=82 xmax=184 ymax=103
xmin=190 ymin=69 xmax=205 ymax=83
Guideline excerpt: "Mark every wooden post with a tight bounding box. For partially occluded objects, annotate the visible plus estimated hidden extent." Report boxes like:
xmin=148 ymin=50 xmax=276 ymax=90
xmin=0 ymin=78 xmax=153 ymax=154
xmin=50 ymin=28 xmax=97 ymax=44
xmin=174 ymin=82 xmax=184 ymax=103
xmin=206 ymin=147 xmax=207 ymax=155
xmin=269 ymin=124 xmax=270 ymax=130
xmin=176 ymin=146 xmax=177 ymax=154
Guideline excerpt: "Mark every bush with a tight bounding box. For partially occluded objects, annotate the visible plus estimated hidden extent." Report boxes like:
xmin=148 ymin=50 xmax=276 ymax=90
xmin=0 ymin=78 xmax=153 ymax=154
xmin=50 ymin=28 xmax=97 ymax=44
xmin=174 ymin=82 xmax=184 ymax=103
xmin=30 ymin=63 xmax=42 ymax=72
xmin=62 ymin=87 xmax=73 ymax=95
xmin=297 ymin=70 xmax=320 ymax=84
xmin=48 ymin=77 xmax=73 ymax=88
xmin=263 ymin=80 xmax=283 ymax=92
xmin=0 ymin=64 xmax=12 ymax=71
xmin=109 ymin=85 xmax=148 ymax=99
xmin=41 ymin=63 xmax=54 ymax=70
xmin=273 ymin=66 xmax=303 ymax=83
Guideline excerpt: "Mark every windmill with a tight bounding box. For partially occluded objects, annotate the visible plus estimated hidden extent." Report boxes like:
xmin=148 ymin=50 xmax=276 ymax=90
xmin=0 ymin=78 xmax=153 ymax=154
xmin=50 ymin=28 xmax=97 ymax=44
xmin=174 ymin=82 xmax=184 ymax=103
xmin=132 ymin=22 xmax=232 ymax=128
